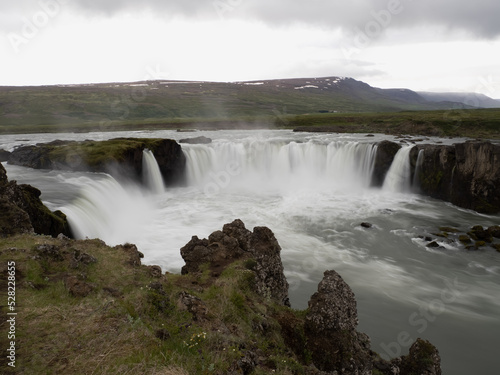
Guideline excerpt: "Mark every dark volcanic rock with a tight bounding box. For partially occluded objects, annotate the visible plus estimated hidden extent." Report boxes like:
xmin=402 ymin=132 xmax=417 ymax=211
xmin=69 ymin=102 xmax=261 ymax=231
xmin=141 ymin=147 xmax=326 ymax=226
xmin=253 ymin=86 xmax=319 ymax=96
xmin=372 ymin=140 xmax=402 ymax=187
xmin=394 ymin=338 xmax=442 ymax=375
xmin=0 ymin=163 xmax=71 ymax=238
xmin=0 ymin=149 xmax=10 ymax=162
xmin=412 ymin=141 xmax=500 ymax=214
xmin=8 ymin=138 xmax=186 ymax=187
xmin=305 ymin=270 xmax=372 ymax=374
xmin=179 ymin=136 xmax=212 ymax=144
xmin=180 ymin=219 xmax=290 ymax=306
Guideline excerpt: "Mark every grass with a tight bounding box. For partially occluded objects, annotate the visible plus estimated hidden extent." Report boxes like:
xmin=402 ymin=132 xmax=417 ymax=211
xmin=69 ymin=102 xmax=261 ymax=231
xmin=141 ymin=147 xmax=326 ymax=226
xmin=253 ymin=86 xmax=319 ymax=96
xmin=0 ymin=234 xmax=313 ymax=375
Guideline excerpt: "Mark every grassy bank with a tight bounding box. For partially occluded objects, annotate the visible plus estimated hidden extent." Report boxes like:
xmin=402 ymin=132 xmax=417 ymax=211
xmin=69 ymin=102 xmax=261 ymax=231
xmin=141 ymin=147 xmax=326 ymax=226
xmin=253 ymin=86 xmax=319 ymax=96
xmin=1 ymin=109 xmax=498 ymax=139
xmin=0 ymin=234 xmax=309 ymax=375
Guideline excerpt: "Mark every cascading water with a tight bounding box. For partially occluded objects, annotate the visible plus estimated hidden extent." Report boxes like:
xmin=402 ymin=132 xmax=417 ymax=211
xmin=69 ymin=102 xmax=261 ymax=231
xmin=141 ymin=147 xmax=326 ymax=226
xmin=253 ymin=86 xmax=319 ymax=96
xmin=382 ymin=145 xmax=414 ymax=193
xmin=183 ymin=140 xmax=378 ymax=192
xmin=413 ymin=149 xmax=425 ymax=190
xmin=142 ymin=149 xmax=165 ymax=194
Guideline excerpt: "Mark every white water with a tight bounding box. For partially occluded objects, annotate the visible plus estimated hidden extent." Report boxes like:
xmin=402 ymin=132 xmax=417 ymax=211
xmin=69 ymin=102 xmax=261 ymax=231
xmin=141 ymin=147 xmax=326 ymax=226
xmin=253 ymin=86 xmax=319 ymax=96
xmin=2 ymin=130 xmax=499 ymax=375
xmin=383 ymin=145 xmax=414 ymax=193
xmin=142 ymin=149 xmax=165 ymax=194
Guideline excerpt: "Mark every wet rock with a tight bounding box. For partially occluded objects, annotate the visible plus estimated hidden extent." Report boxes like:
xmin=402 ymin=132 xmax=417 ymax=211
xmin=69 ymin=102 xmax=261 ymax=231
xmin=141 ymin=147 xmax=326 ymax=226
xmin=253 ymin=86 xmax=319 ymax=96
xmin=372 ymin=140 xmax=402 ymax=187
xmin=413 ymin=141 xmax=500 ymax=214
xmin=180 ymin=219 xmax=290 ymax=306
xmin=179 ymin=136 xmax=212 ymax=144
xmin=0 ymin=149 xmax=11 ymax=162
xmin=360 ymin=222 xmax=373 ymax=229
xmin=426 ymin=241 xmax=440 ymax=248
xmin=305 ymin=270 xmax=372 ymax=374
xmin=0 ymin=163 xmax=71 ymax=238
xmin=459 ymin=235 xmax=472 ymax=244
xmin=487 ymin=225 xmax=500 ymax=238
xmin=468 ymin=225 xmax=493 ymax=243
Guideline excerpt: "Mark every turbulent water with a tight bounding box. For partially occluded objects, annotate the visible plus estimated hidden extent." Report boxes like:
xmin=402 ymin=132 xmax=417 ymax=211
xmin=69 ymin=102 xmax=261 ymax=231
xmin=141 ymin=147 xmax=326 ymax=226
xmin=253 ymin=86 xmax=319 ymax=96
xmin=2 ymin=130 xmax=499 ymax=375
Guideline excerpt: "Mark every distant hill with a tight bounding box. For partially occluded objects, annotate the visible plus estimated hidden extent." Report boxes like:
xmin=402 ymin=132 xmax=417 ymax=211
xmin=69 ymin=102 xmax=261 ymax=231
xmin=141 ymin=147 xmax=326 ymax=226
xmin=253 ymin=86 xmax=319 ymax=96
xmin=418 ymin=91 xmax=500 ymax=109
xmin=0 ymin=77 xmax=487 ymax=131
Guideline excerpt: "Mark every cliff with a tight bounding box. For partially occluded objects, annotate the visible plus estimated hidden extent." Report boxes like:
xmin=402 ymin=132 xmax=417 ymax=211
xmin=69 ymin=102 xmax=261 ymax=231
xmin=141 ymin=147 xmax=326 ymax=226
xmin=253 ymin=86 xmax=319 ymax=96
xmin=0 ymin=219 xmax=442 ymax=374
xmin=410 ymin=141 xmax=500 ymax=214
xmin=8 ymin=138 xmax=186 ymax=187
xmin=0 ymin=163 xmax=71 ymax=238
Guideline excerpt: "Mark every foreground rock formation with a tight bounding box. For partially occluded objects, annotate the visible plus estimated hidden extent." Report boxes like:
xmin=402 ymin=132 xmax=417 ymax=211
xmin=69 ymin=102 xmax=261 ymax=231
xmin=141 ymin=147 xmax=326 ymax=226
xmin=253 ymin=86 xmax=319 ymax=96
xmin=8 ymin=138 xmax=186 ymax=186
xmin=181 ymin=220 xmax=442 ymax=375
xmin=0 ymin=163 xmax=71 ymax=237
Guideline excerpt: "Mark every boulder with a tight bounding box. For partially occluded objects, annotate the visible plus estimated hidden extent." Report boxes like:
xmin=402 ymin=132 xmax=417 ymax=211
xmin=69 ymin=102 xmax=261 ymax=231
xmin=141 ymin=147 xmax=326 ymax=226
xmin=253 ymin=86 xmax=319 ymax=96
xmin=393 ymin=338 xmax=442 ymax=375
xmin=0 ymin=149 xmax=10 ymax=162
xmin=8 ymin=138 xmax=186 ymax=187
xmin=0 ymin=163 xmax=71 ymax=238
xmin=372 ymin=140 xmax=402 ymax=187
xmin=180 ymin=219 xmax=290 ymax=306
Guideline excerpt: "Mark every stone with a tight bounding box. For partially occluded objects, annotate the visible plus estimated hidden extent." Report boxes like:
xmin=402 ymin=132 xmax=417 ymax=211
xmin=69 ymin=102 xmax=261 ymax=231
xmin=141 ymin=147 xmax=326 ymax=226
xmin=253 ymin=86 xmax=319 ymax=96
xmin=177 ymin=291 xmax=209 ymax=322
xmin=64 ymin=275 xmax=95 ymax=297
xmin=304 ymin=270 xmax=372 ymax=374
xmin=114 ymin=243 xmax=143 ymax=267
xmin=487 ymin=225 xmax=500 ymax=238
xmin=426 ymin=241 xmax=440 ymax=248
xmin=372 ymin=141 xmax=402 ymax=187
xmin=360 ymin=222 xmax=373 ymax=229
xmin=396 ymin=338 xmax=442 ymax=375
xmin=180 ymin=219 xmax=290 ymax=306
xmin=412 ymin=141 xmax=500 ymax=214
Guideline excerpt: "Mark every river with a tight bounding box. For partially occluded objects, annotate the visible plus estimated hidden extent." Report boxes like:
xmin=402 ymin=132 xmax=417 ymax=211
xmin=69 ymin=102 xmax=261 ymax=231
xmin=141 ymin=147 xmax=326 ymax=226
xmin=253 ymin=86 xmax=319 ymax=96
xmin=1 ymin=129 xmax=499 ymax=374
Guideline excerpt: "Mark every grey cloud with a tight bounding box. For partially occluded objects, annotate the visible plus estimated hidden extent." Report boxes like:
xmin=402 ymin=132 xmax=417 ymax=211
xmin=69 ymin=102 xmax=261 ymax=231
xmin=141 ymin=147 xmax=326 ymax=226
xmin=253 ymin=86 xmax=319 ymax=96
xmin=2 ymin=0 xmax=500 ymax=38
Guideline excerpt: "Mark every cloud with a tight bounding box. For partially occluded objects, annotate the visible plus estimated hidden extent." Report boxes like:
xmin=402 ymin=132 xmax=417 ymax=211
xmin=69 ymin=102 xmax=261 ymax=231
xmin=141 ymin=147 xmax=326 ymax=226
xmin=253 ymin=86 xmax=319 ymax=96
xmin=2 ymin=0 xmax=500 ymax=38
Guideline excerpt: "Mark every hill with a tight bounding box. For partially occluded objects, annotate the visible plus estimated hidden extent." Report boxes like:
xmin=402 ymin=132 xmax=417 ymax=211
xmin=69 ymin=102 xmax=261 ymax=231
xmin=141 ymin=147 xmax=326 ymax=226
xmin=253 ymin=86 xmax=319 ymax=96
xmin=0 ymin=76 xmax=482 ymax=133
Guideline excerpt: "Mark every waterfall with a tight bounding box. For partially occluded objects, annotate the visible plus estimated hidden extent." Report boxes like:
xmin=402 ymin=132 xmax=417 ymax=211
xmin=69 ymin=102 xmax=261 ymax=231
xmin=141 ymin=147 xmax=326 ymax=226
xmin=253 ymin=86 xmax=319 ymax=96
xmin=62 ymin=175 xmax=155 ymax=244
xmin=182 ymin=140 xmax=378 ymax=192
xmin=142 ymin=149 xmax=165 ymax=194
xmin=382 ymin=145 xmax=415 ymax=193
xmin=413 ymin=149 xmax=425 ymax=190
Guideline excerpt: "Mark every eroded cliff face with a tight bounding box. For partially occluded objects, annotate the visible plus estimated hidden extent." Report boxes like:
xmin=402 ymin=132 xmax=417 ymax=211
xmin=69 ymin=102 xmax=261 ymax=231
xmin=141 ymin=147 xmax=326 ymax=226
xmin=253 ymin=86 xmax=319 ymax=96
xmin=411 ymin=141 xmax=500 ymax=214
xmin=0 ymin=163 xmax=71 ymax=237
xmin=8 ymin=138 xmax=186 ymax=187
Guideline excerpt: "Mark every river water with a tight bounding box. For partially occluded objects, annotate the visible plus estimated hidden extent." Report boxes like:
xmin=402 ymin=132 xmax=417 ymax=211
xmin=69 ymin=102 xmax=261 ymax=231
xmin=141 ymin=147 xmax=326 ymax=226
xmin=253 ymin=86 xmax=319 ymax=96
xmin=1 ymin=130 xmax=499 ymax=374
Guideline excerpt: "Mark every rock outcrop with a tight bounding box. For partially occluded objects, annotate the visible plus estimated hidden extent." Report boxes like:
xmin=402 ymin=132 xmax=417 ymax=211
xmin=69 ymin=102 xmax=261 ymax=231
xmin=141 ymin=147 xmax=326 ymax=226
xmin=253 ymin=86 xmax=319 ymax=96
xmin=0 ymin=163 xmax=71 ymax=237
xmin=305 ymin=270 xmax=372 ymax=374
xmin=371 ymin=140 xmax=401 ymax=187
xmin=8 ymin=138 xmax=186 ymax=186
xmin=410 ymin=141 xmax=500 ymax=214
xmin=180 ymin=219 xmax=290 ymax=306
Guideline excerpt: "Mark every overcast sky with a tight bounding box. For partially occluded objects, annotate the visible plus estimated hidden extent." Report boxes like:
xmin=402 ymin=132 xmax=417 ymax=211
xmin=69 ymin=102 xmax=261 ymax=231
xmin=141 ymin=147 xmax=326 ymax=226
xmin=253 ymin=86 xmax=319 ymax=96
xmin=1 ymin=0 xmax=499 ymax=97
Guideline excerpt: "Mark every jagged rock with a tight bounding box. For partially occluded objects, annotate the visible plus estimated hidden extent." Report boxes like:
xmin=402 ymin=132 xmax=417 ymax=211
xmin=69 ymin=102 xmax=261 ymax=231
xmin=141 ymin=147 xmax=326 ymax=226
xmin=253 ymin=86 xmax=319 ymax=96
xmin=372 ymin=140 xmax=401 ymax=187
xmin=114 ymin=243 xmax=144 ymax=267
xmin=395 ymin=338 xmax=442 ymax=375
xmin=33 ymin=244 xmax=64 ymax=261
xmin=305 ymin=270 xmax=372 ymax=374
xmin=70 ymin=249 xmax=97 ymax=268
xmin=148 ymin=265 xmax=163 ymax=278
xmin=177 ymin=291 xmax=209 ymax=322
xmin=180 ymin=219 xmax=290 ymax=306
xmin=8 ymin=138 xmax=186 ymax=187
xmin=411 ymin=141 xmax=500 ymax=214
xmin=179 ymin=136 xmax=212 ymax=144
xmin=0 ymin=163 xmax=71 ymax=237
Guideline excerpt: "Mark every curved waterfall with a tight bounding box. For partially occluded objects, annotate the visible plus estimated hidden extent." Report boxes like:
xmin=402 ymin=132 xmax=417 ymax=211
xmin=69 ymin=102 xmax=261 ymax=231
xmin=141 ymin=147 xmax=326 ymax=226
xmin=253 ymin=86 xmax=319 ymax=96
xmin=142 ymin=149 xmax=165 ymax=194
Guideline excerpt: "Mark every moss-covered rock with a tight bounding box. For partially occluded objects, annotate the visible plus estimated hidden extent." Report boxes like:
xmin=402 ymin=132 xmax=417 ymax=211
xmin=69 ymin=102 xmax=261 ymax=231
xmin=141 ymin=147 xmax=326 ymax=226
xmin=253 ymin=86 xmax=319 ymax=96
xmin=8 ymin=138 xmax=186 ymax=186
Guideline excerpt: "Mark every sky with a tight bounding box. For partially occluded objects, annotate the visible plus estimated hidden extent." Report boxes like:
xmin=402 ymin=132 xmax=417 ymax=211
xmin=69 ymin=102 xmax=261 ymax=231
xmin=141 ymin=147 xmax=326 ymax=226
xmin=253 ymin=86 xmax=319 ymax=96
xmin=1 ymin=0 xmax=500 ymax=98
